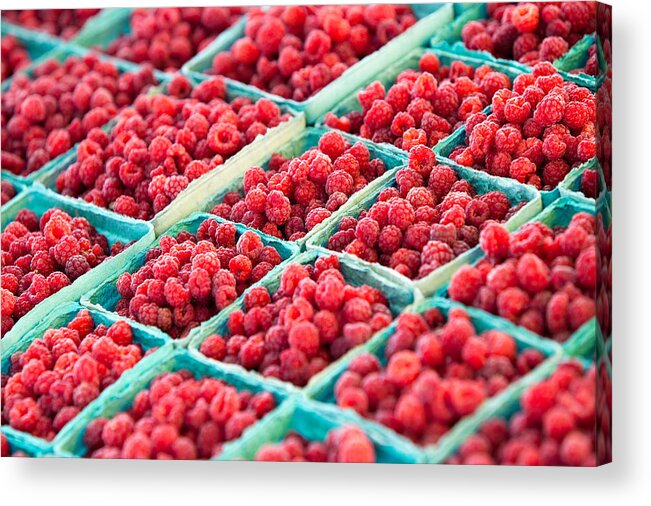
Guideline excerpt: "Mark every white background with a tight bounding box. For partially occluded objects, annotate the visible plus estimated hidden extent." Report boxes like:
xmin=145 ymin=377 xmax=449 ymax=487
xmin=1 ymin=0 xmax=649 ymax=504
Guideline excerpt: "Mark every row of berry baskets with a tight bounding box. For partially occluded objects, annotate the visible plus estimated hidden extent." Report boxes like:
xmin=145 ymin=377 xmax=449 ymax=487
xmin=2 ymin=4 xmax=609 ymax=462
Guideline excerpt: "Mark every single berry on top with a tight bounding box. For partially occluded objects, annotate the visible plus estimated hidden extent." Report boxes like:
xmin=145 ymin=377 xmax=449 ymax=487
xmin=1 ymin=208 xmax=125 ymax=337
xmin=2 ymin=9 xmax=100 ymax=39
xmin=84 ymin=370 xmax=277 ymax=459
xmin=255 ymin=425 xmax=376 ymax=463
xmin=446 ymin=361 xmax=597 ymax=466
xmin=326 ymin=144 xmax=525 ymax=280
xmin=332 ymin=306 xmax=545 ymax=446
xmin=54 ymin=75 xmax=291 ymax=221
xmin=448 ymin=62 xmax=596 ymax=190
xmin=209 ymin=130 xmax=388 ymax=242
xmin=102 ymin=7 xmax=246 ymax=72
xmin=208 ymin=5 xmax=417 ymax=102
xmin=2 ymin=309 xmax=151 ymax=440
xmin=325 ymin=52 xmax=513 ymax=151
xmin=448 ymin=212 xmax=597 ymax=342
xmin=2 ymin=53 xmax=159 ymax=177
xmin=461 ymin=2 xmax=596 ymax=67
xmin=114 ymin=218 xmax=284 ymax=339
xmin=199 ymin=255 xmax=394 ymax=387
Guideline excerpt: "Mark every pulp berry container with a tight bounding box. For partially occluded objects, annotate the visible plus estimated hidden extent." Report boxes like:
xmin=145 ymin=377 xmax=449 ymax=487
xmin=0 ymin=186 xmax=154 ymax=348
xmin=426 ymin=356 xmax=593 ymax=464
xmin=429 ymin=3 xmax=600 ymax=86
xmin=307 ymin=296 xmax=562 ymax=456
xmin=0 ymin=44 xmax=169 ymax=185
xmin=307 ymin=157 xmax=542 ymax=297
xmin=53 ymin=345 xmax=293 ymax=458
xmin=36 ymin=76 xmax=307 ymax=236
xmin=314 ymin=45 xmax=527 ymax=156
xmin=0 ymin=301 xmax=169 ymax=452
xmin=71 ymin=7 xmax=247 ymax=74
xmin=167 ymin=125 xmax=408 ymax=249
xmin=0 ymin=21 xmax=59 ymax=91
xmin=437 ymin=195 xmax=604 ymax=358
xmin=182 ymin=4 xmax=456 ymax=124
xmin=81 ymin=211 xmax=300 ymax=345
xmin=217 ymin=396 xmax=425 ymax=463
xmin=2 ymin=425 xmax=52 ymax=457
xmin=187 ymin=248 xmax=419 ymax=395
xmin=1 ymin=9 xmax=105 ymax=44
xmin=558 ymin=158 xmax=608 ymax=204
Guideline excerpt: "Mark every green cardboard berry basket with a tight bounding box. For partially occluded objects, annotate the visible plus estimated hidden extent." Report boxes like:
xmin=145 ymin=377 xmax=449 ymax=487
xmin=1 ymin=426 xmax=53 ymax=457
xmin=306 ymin=296 xmax=563 ymax=459
xmin=218 ymin=396 xmax=425 ymax=463
xmin=0 ymin=21 xmax=59 ymax=91
xmin=53 ymin=344 xmax=293 ymax=458
xmin=437 ymin=195 xmax=601 ymax=358
xmin=1 ymin=301 xmax=170 ymax=454
xmin=314 ymin=45 xmax=529 ymax=156
xmin=0 ymin=186 xmax=155 ymax=349
xmin=35 ymin=72 xmax=307 ymax=236
xmin=426 ymin=355 xmax=591 ymax=463
xmin=161 ymin=125 xmax=408 ymax=250
xmin=429 ymin=3 xmax=599 ymax=87
xmin=306 ymin=156 xmax=542 ymax=297
xmin=81 ymin=211 xmax=300 ymax=346
xmin=558 ymin=158 xmax=608 ymax=204
xmin=1 ymin=9 xmax=106 ymax=46
xmin=71 ymin=7 xmax=248 ymax=78
xmin=1 ymin=43 xmax=169 ymax=185
xmin=187 ymin=248 xmax=420 ymax=398
xmin=182 ymin=4 xmax=456 ymax=124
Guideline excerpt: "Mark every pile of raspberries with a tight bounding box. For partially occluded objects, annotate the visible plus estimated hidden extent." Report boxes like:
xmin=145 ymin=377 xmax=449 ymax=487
xmin=83 ymin=370 xmax=277 ymax=459
xmin=324 ymin=52 xmax=513 ymax=151
xmin=2 ymin=9 xmax=100 ymax=39
xmin=208 ymin=5 xmax=416 ymax=102
xmin=1 ymin=209 xmax=125 ymax=337
xmin=447 ymin=361 xmax=596 ymax=466
xmin=255 ymin=425 xmax=376 ymax=463
xmin=210 ymin=130 xmax=388 ymax=242
xmin=448 ymin=212 xmax=597 ymax=342
xmin=103 ymin=7 xmax=246 ymax=72
xmin=54 ymin=75 xmax=291 ymax=221
xmin=114 ymin=218 xmax=284 ymax=339
xmin=1 ymin=35 xmax=32 ymax=81
xmin=326 ymin=145 xmax=525 ymax=280
xmin=461 ymin=2 xmax=596 ymax=66
xmin=2 ymin=53 xmax=159 ymax=177
xmin=448 ymin=62 xmax=596 ymax=190
xmin=333 ymin=306 xmax=545 ymax=446
xmin=199 ymin=255 xmax=394 ymax=387
xmin=2 ymin=309 xmax=150 ymax=440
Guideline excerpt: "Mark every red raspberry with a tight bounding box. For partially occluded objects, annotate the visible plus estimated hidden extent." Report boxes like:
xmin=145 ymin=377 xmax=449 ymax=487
xmin=480 ymin=223 xmax=511 ymax=260
xmin=449 ymin=265 xmax=483 ymax=304
xmin=511 ymin=3 xmax=540 ymax=33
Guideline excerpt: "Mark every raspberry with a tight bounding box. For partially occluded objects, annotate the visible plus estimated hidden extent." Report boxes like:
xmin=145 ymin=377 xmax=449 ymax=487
xmin=480 ymin=223 xmax=511 ymax=261
xmin=449 ymin=265 xmax=483 ymax=304
xmin=511 ymin=3 xmax=540 ymax=33
xmin=539 ymin=36 xmax=569 ymax=62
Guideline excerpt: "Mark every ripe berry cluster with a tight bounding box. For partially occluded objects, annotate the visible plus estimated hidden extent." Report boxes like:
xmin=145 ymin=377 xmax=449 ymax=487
xmin=209 ymin=5 xmax=416 ymax=102
xmin=114 ymin=218 xmax=283 ymax=339
xmin=1 ymin=35 xmax=31 ymax=81
xmin=324 ymin=52 xmax=513 ymax=151
xmin=447 ymin=362 xmax=596 ymax=466
xmin=333 ymin=306 xmax=545 ymax=446
xmin=1 ymin=209 xmax=122 ymax=337
xmin=103 ymin=8 xmax=246 ymax=72
xmin=2 ymin=9 xmax=100 ymax=39
xmin=1 ymin=433 xmax=29 ymax=457
xmin=2 ymin=309 xmax=147 ymax=440
xmin=54 ymin=75 xmax=290 ymax=220
xmin=199 ymin=255 xmax=393 ymax=387
xmin=326 ymin=145 xmax=522 ymax=280
xmin=84 ymin=370 xmax=276 ymax=459
xmin=1 ymin=180 xmax=17 ymax=206
xmin=448 ymin=62 xmax=596 ymax=190
xmin=461 ymin=2 xmax=596 ymax=66
xmin=210 ymin=131 xmax=387 ymax=242
xmin=448 ymin=213 xmax=597 ymax=342
xmin=2 ymin=54 xmax=159 ymax=177
xmin=255 ymin=425 xmax=376 ymax=463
